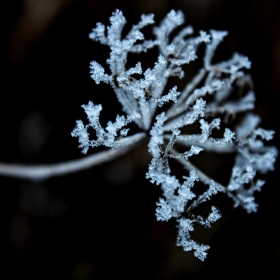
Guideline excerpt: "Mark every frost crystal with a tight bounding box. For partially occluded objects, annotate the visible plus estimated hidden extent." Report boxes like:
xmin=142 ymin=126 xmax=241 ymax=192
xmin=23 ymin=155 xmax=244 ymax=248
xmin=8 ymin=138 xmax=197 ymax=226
xmin=72 ymin=9 xmax=277 ymax=260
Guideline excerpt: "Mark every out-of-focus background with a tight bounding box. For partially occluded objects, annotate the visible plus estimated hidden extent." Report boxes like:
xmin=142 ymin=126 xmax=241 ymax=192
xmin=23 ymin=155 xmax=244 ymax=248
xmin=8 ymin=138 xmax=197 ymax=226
xmin=0 ymin=0 xmax=279 ymax=279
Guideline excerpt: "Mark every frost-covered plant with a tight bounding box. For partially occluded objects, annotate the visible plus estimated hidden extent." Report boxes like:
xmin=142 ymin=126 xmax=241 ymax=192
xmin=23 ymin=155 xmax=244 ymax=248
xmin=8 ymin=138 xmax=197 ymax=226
xmin=71 ymin=9 xmax=277 ymax=261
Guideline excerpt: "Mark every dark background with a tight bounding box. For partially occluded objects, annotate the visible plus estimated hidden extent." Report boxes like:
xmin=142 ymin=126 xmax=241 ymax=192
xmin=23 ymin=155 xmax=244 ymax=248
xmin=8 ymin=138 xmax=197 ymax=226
xmin=0 ymin=0 xmax=279 ymax=279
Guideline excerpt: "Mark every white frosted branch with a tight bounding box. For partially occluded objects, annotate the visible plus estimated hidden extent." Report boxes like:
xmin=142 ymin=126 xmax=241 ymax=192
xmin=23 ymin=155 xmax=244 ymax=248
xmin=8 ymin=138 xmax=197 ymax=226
xmin=0 ymin=132 xmax=146 ymax=181
xmin=170 ymin=148 xmax=226 ymax=192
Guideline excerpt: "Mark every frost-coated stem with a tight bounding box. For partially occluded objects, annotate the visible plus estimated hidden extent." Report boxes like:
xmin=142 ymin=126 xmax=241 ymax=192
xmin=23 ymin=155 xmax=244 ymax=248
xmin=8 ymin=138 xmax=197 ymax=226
xmin=170 ymin=148 xmax=226 ymax=192
xmin=166 ymin=68 xmax=206 ymax=119
xmin=0 ymin=133 xmax=146 ymax=181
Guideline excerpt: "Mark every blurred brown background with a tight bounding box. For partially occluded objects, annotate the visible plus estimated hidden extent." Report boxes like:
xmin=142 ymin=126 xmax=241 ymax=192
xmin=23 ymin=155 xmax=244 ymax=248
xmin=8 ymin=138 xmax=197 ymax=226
xmin=0 ymin=0 xmax=279 ymax=279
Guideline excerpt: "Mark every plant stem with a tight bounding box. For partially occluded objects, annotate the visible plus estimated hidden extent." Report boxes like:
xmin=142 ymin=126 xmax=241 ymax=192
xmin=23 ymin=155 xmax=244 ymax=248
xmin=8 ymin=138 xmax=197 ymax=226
xmin=0 ymin=133 xmax=146 ymax=181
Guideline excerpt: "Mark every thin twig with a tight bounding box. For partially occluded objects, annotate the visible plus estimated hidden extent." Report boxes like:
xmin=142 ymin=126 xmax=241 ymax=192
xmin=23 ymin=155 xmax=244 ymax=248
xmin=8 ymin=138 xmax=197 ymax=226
xmin=0 ymin=133 xmax=146 ymax=181
xmin=170 ymin=148 xmax=227 ymax=192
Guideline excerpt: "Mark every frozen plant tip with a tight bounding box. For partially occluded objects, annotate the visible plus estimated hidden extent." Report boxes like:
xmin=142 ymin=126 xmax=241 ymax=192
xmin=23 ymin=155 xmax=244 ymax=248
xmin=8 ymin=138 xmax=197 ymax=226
xmin=72 ymin=9 xmax=277 ymax=261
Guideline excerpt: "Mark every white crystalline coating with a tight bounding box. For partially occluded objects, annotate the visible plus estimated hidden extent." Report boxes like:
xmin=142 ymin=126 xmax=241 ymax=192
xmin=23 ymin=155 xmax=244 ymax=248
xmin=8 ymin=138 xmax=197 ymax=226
xmin=157 ymin=86 xmax=181 ymax=107
xmin=72 ymin=101 xmax=141 ymax=152
xmin=90 ymin=61 xmax=110 ymax=84
xmin=72 ymin=9 xmax=277 ymax=261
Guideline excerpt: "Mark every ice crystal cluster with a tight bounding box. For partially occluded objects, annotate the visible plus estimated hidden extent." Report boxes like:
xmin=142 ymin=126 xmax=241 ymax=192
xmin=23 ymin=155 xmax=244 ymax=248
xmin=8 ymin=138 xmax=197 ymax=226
xmin=72 ymin=9 xmax=277 ymax=260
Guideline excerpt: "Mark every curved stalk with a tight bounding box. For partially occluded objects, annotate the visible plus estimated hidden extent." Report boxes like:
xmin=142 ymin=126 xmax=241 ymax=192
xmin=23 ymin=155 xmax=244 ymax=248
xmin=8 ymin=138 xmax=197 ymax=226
xmin=0 ymin=133 xmax=146 ymax=181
